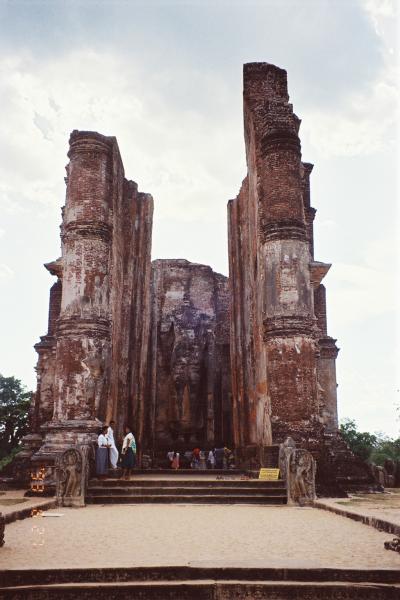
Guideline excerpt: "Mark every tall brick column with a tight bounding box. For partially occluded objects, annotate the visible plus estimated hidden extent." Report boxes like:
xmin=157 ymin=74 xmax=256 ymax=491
xmin=244 ymin=63 xmax=318 ymax=441
xmin=35 ymin=131 xmax=114 ymax=460
xmin=243 ymin=64 xmax=319 ymax=444
xmin=315 ymin=284 xmax=339 ymax=430
xmin=229 ymin=63 xmax=322 ymax=464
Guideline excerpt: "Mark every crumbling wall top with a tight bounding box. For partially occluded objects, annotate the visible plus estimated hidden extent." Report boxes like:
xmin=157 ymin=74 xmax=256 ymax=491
xmin=243 ymin=62 xmax=289 ymax=103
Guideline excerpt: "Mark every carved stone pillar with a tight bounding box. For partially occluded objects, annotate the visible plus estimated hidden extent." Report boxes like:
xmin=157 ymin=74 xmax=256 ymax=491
xmin=279 ymin=437 xmax=316 ymax=505
xmin=55 ymin=445 xmax=93 ymax=508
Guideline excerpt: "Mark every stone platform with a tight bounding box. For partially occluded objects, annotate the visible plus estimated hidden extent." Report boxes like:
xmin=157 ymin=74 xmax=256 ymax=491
xmin=86 ymin=471 xmax=287 ymax=505
xmin=1 ymin=566 xmax=399 ymax=599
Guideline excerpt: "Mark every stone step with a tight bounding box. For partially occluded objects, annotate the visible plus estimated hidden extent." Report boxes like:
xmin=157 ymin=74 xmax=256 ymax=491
xmin=86 ymin=494 xmax=288 ymax=504
xmin=105 ymin=468 xmax=244 ymax=477
xmin=87 ymin=486 xmax=287 ymax=496
xmin=2 ymin=566 xmax=399 ymax=587
xmin=89 ymin=478 xmax=285 ymax=488
xmin=2 ymin=580 xmax=398 ymax=599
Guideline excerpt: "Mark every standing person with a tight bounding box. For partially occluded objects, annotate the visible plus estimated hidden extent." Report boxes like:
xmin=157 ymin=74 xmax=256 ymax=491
xmin=207 ymin=449 xmax=216 ymax=470
xmin=107 ymin=420 xmax=119 ymax=469
xmin=191 ymin=447 xmax=201 ymax=469
xmin=96 ymin=425 xmax=110 ymax=478
xmin=167 ymin=450 xmax=180 ymax=470
xmin=120 ymin=425 xmax=136 ymax=480
xmin=224 ymin=447 xmax=234 ymax=469
xmin=214 ymin=446 xmax=225 ymax=470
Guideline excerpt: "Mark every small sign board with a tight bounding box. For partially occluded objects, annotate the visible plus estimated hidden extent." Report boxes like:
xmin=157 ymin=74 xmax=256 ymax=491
xmin=258 ymin=468 xmax=280 ymax=481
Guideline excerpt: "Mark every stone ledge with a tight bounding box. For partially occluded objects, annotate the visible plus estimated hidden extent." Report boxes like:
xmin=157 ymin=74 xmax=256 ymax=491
xmin=313 ymin=500 xmax=400 ymax=536
xmin=1 ymin=580 xmax=399 ymax=600
xmin=2 ymin=497 xmax=57 ymax=525
xmin=1 ymin=565 xmax=400 ymax=587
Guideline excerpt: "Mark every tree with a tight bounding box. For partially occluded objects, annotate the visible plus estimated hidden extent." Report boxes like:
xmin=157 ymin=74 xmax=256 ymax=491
xmin=0 ymin=374 xmax=32 ymax=460
xmin=370 ymin=435 xmax=400 ymax=466
xmin=340 ymin=418 xmax=400 ymax=466
xmin=340 ymin=419 xmax=377 ymax=462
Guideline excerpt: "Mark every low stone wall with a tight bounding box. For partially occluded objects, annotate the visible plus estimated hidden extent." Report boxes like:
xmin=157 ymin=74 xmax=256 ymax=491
xmin=1 ymin=566 xmax=399 ymax=599
xmin=314 ymin=500 xmax=400 ymax=537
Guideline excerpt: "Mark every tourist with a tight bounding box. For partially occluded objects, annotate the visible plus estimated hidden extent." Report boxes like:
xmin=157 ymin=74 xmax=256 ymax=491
xmin=120 ymin=425 xmax=136 ymax=480
xmin=183 ymin=450 xmax=193 ymax=468
xmin=167 ymin=451 xmax=180 ymax=470
xmin=199 ymin=450 xmax=207 ymax=470
xmin=214 ymin=446 xmax=225 ymax=469
xmin=207 ymin=449 xmax=215 ymax=469
xmin=107 ymin=420 xmax=119 ymax=469
xmin=96 ymin=425 xmax=110 ymax=478
xmin=224 ymin=447 xmax=235 ymax=469
xmin=191 ymin=447 xmax=201 ymax=469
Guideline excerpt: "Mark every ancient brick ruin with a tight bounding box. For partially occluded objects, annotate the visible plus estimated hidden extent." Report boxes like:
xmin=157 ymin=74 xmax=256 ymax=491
xmin=23 ymin=63 xmax=373 ymax=491
xmin=228 ymin=63 xmax=339 ymax=468
xmin=30 ymin=131 xmax=153 ymax=466
xmin=148 ymin=260 xmax=232 ymax=453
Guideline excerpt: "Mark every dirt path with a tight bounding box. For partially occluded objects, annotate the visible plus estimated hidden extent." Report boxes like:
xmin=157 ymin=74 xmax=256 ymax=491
xmin=1 ymin=504 xmax=399 ymax=570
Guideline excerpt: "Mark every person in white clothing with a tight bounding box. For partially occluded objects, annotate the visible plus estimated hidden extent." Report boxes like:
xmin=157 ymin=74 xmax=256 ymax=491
xmin=207 ymin=449 xmax=215 ymax=469
xmin=96 ymin=425 xmax=110 ymax=478
xmin=107 ymin=420 xmax=119 ymax=469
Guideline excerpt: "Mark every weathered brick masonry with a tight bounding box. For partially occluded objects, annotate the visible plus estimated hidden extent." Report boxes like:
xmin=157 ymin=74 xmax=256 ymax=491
xmin=31 ymin=131 xmax=153 ymax=468
xmin=228 ymin=63 xmax=371 ymax=487
xmin=29 ymin=133 xmax=231 ymax=469
xmin=147 ymin=259 xmax=231 ymax=455
xmin=24 ymin=65 xmax=373 ymax=491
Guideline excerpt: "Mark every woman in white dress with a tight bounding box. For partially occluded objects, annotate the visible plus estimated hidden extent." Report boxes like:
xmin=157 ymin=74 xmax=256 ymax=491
xmin=96 ymin=425 xmax=110 ymax=478
xmin=106 ymin=420 xmax=119 ymax=469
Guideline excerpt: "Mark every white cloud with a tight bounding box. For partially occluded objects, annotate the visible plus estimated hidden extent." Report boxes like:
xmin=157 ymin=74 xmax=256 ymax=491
xmin=362 ymin=0 xmax=397 ymax=29
xmin=302 ymin=63 xmax=398 ymax=157
xmin=0 ymin=50 xmax=244 ymax=224
xmin=0 ymin=264 xmax=14 ymax=281
xmin=329 ymin=236 xmax=397 ymax=325
xmin=299 ymin=0 xmax=398 ymax=158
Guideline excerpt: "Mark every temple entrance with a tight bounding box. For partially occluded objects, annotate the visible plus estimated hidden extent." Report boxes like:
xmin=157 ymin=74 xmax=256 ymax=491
xmin=143 ymin=259 xmax=232 ymax=462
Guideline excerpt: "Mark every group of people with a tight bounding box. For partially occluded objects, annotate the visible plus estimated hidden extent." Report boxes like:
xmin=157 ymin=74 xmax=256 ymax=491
xmin=97 ymin=426 xmax=235 ymax=477
xmin=96 ymin=421 xmax=137 ymax=480
xmin=167 ymin=446 xmax=235 ymax=470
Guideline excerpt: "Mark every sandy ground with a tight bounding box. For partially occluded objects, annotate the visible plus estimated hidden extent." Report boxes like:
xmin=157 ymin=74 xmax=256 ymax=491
xmin=317 ymin=490 xmax=400 ymax=528
xmin=1 ymin=504 xmax=400 ymax=570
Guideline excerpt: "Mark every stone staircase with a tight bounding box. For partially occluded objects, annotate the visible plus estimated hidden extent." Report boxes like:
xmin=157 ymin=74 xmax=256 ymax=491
xmin=2 ymin=566 xmax=399 ymax=599
xmin=86 ymin=469 xmax=287 ymax=505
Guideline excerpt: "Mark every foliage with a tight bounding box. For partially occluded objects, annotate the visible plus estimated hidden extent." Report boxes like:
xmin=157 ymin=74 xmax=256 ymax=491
xmin=0 ymin=374 xmax=32 ymax=460
xmin=370 ymin=436 xmax=400 ymax=466
xmin=0 ymin=447 xmax=20 ymax=472
xmin=340 ymin=418 xmax=400 ymax=466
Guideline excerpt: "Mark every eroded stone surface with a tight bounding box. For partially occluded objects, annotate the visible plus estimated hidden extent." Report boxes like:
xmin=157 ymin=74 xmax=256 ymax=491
xmin=32 ymin=131 xmax=153 ymax=464
xmin=227 ymin=63 xmax=368 ymax=487
xmin=147 ymin=259 xmax=232 ymax=452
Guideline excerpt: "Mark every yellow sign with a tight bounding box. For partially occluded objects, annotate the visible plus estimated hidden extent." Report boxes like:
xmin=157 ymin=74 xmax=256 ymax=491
xmin=258 ymin=468 xmax=280 ymax=480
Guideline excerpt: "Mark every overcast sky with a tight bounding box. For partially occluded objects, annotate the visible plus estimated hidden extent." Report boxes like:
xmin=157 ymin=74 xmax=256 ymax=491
xmin=0 ymin=0 xmax=398 ymax=436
